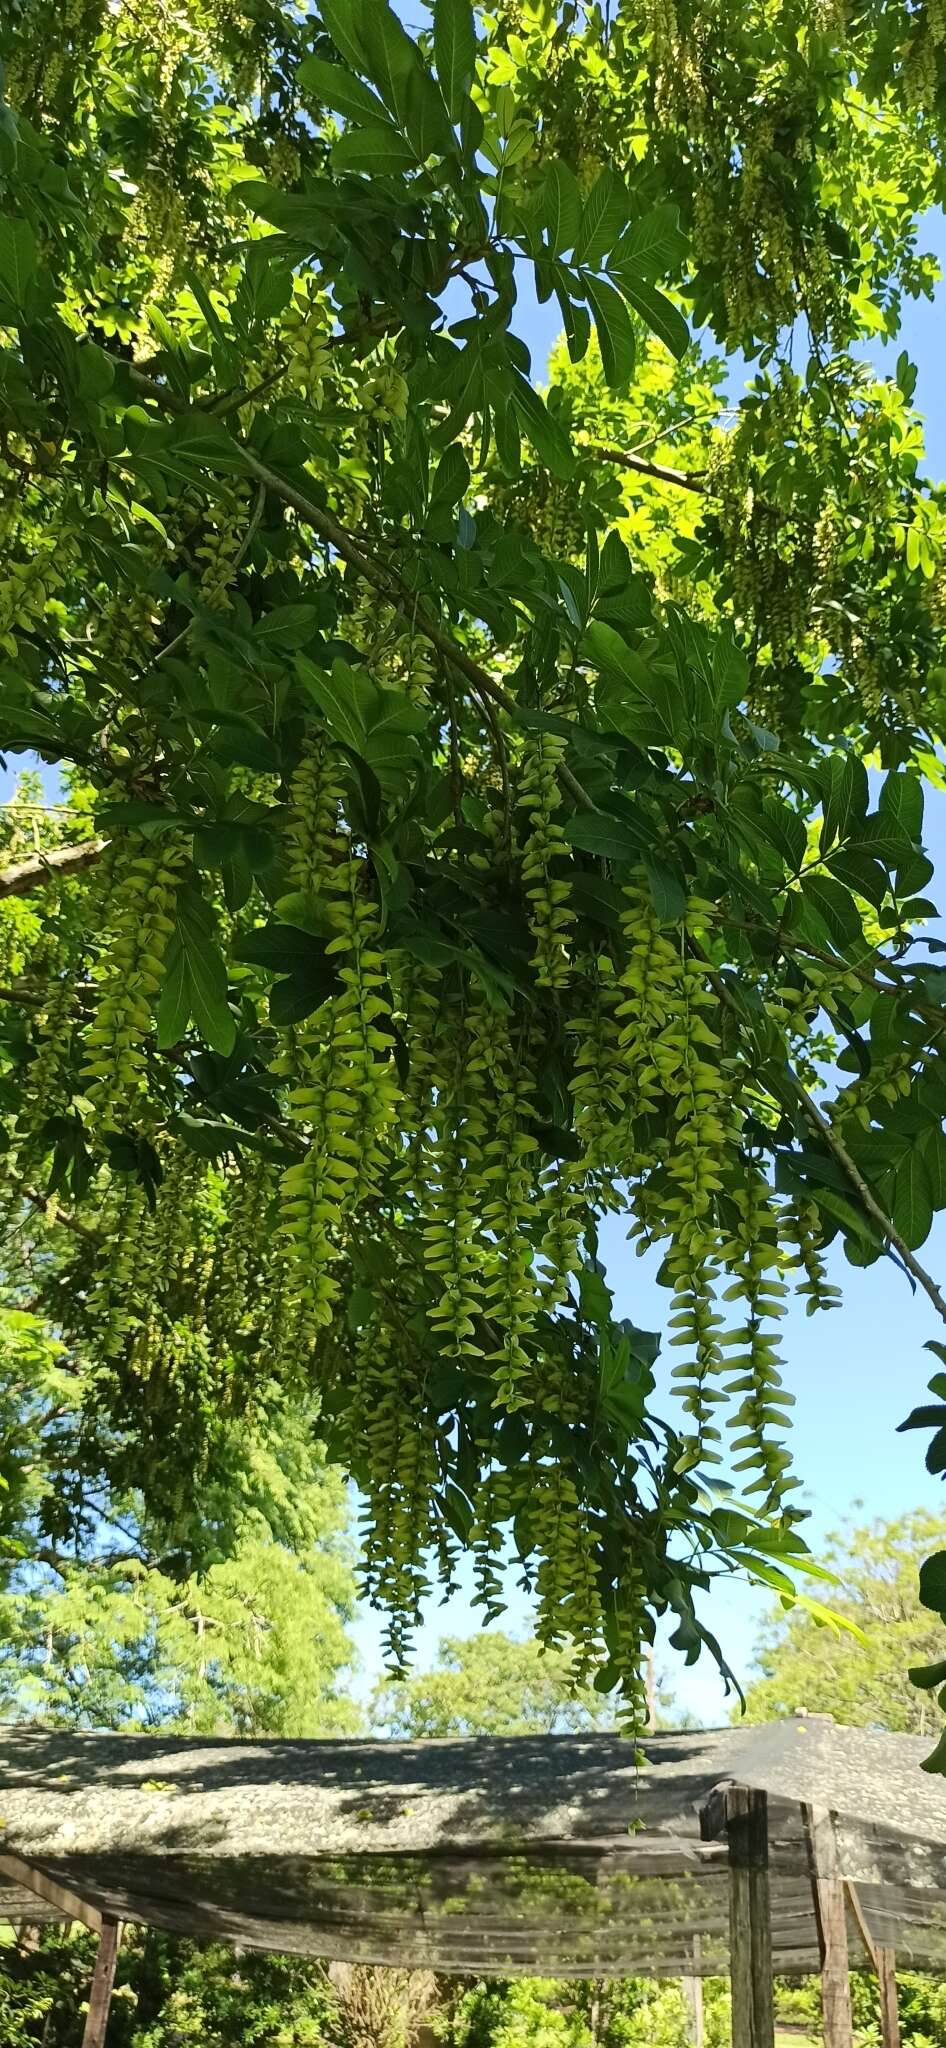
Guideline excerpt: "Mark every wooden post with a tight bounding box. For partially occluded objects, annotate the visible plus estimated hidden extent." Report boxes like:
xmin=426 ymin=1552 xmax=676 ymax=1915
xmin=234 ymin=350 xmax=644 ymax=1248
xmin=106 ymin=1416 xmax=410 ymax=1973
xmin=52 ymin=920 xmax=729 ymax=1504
xmin=876 ymin=1948 xmax=901 ymax=2048
xmin=719 ymin=1786 xmax=775 ymax=2048
xmin=802 ymin=1806 xmax=853 ymax=2048
xmin=81 ymin=1919 xmax=122 ymax=2048
xmin=844 ymin=1879 xmax=900 ymax=2048
xmin=682 ymin=1939 xmax=705 ymax=2048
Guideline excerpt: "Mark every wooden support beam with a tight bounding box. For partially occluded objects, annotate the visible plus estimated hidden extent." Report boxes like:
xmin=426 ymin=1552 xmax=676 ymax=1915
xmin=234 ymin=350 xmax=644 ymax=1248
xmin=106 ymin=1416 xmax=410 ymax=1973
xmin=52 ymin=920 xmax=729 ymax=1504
xmin=81 ymin=1919 xmax=122 ymax=2048
xmin=0 ymin=1851 xmax=102 ymax=1932
xmin=877 ymin=1947 xmax=901 ymax=2048
xmin=843 ymin=1882 xmax=900 ymax=2048
xmin=802 ymin=1806 xmax=853 ymax=2048
xmin=701 ymin=1784 xmax=774 ymax=2048
xmin=683 ymin=1938 xmax=705 ymax=2048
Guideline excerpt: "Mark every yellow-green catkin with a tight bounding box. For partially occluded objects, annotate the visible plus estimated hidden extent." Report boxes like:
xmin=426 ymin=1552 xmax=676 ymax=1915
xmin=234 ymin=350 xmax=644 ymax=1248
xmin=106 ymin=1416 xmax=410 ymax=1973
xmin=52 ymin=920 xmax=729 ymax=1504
xmin=352 ymin=1316 xmax=438 ymax=1669
xmin=285 ymin=734 xmax=346 ymax=897
xmin=653 ymin=907 xmax=737 ymax=1467
xmin=719 ymin=1169 xmax=794 ymax=1511
xmin=281 ymin=734 xmax=398 ymax=1321
xmin=81 ymin=835 xmax=186 ymax=1128
xmin=616 ymin=878 xmax=688 ymax=1113
xmin=195 ymin=480 xmax=253 ymax=609
xmin=567 ymin=953 xmax=627 ymax=1199
xmin=517 ymin=734 xmax=575 ymax=988
xmin=87 ymin=1176 xmax=150 ymax=1358
xmin=283 ymin=279 xmax=332 ymax=404
xmin=538 ymin=1153 xmax=585 ymax=1310
xmin=478 ymin=1010 xmax=542 ymax=1407
xmin=782 ymin=1198 xmax=842 ymax=1315
xmin=425 ymin=1006 xmax=492 ymax=1362
xmin=527 ymin=1462 xmax=604 ymax=1682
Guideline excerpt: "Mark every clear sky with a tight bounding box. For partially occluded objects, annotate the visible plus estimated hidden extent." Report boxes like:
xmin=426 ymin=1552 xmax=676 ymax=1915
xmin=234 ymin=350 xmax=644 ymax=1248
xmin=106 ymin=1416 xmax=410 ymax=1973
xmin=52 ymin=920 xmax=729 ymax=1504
xmin=4 ymin=214 xmax=946 ymax=1725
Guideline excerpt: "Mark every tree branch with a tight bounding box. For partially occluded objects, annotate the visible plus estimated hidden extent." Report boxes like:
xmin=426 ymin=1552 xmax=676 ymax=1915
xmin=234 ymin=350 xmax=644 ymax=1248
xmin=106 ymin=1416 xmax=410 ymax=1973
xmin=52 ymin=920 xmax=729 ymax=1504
xmin=585 ymin=442 xmax=706 ymax=493
xmin=0 ymin=837 xmax=107 ymax=900
xmin=691 ymin=938 xmax=946 ymax=1330
xmin=791 ymin=1081 xmax=946 ymax=1327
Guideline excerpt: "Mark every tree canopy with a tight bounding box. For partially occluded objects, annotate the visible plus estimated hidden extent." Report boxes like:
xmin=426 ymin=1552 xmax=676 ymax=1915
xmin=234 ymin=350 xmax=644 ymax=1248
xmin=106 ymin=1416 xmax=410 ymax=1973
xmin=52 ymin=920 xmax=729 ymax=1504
xmin=5 ymin=0 xmax=946 ymax=1722
xmin=0 ymin=1304 xmax=362 ymax=1734
xmin=741 ymin=1508 xmax=946 ymax=1737
xmin=372 ymin=1628 xmax=614 ymax=1735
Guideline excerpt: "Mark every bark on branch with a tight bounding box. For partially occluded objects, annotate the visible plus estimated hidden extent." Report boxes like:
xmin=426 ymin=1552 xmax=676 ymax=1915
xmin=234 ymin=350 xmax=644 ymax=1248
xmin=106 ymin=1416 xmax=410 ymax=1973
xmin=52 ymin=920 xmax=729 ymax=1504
xmin=0 ymin=837 xmax=107 ymax=899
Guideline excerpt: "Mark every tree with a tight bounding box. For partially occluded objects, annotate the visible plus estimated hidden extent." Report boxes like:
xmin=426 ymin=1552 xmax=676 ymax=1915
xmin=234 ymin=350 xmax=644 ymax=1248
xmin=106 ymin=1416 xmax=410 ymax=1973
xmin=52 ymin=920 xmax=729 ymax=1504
xmin=742 ymin=1509 xmax=946 ymax=1737
xmin=4 ymin=0 xmax=946 ymax=1720
xmin=372 ymin=1630 xmax=615 ymax=1737
xmin=0 ymin=1306 xmax=362 ymax=1735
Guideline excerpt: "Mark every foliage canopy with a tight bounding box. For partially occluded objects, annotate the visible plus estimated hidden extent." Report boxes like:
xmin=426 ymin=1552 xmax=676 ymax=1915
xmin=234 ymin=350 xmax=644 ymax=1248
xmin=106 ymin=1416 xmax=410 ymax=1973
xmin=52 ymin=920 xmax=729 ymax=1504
xmin=5 ymin=0 xmax=946 ymax=1718
xmin=741 ymin=1508 xmax=946 ymax=1736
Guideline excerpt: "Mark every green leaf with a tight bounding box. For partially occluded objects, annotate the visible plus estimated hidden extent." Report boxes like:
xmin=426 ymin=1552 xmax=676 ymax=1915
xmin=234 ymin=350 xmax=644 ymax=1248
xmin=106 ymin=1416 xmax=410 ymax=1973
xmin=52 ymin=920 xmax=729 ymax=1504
xmin=921 ymin=1728 xmax=946 ymax=1775
xmin=644 ymin=856 xmax=686 ymax=922
xmin=367 ymin=684 xmax=428 ymax=740
xmin=298 ymin=55 xmax=391 ymax=126
xmin=898 ymin=1404 xmax=946 ymax=1433
xmin=910 ymin=1658 xmax=946 ymax=1691
xmin=331 ymin=122 xmax=418 ymax=174
xmin=919 ymin=1550 xmax=946 ymax=1616
xmin=879 ymin=769 xmax=923 ymax=843
xmin=799 ymin=873 xmax=864 ymax=951
xmin=155 ymin=940 xmax=192 ymax=1050
xmin=583 ymin=272 xmax=636 ymax=390
xmin=541 ymin=159 xmax=582 ymax=256
xmin=611 ymin=273 xmax=689 ymax=358
xmin=888 ymin=1149 xmax=933 ymax=1249
xmin=0 ymin=215 xmax=37 ymax=311
xmin=820 ymin=754 xmax=868 ymax=853
xmin=610 ymin=203 xmax=688 ymax=280
xmin=508 ymin=368 xmax=574 ymax=477
xmin=587 ymin=622 xmax=684 ymax=747
xmin=429 ymin=442 xmax=470 ymax=509
xmin=434 ymin=0 xmax=476 ymax=123
xmin=298 ymin=655 xmax=372 ymax=752
xmin=357 ymin=0 xmax=455 ymax=157
xmin=565 ymin=812 xmax=650 ymax=861
xmin=269 ymin=958 xmax=341 ymax=1024
xmin=316 ymin=0 xmax=371 ymax=73
xmin=569 ymin=873 xmax=626 ymax=927
xmin=575 ymin=168 xmax=629 ymax=269
xmin=156 ymin=895 xmax=237 ymax=1057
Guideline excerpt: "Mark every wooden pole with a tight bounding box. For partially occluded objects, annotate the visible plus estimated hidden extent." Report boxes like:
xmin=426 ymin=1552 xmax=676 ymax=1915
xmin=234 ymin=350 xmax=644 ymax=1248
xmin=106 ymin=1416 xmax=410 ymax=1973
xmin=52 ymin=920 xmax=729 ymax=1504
xmin=81 ymin=1919 xmax=122 ymax=2048
xmin=802 ymin=1806 xmax=853 ymax=2048
xmin=724 ymin=1787 xmax=775 ymax=2048
xmin=844 ymin=1880 xmax=901 ymax=2048
xmin=682 ymin=1938 xmax=705 ymax=2048
xmin=876 ymin=1948 xmax=901 ymax=2048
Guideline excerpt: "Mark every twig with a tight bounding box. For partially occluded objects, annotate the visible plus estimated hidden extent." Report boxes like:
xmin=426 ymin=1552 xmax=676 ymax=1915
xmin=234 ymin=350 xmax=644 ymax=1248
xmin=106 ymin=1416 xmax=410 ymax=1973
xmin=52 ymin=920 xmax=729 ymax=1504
xmin=794 ymin=1082 xmax=946 ymax=1327
xmin=22 ymin=1187 xmax=100 ymax=1244
xmin=691 ymin=936 xmax=946 ymax=1329
xmin=0 ymin=838 xmax=107 ymax=900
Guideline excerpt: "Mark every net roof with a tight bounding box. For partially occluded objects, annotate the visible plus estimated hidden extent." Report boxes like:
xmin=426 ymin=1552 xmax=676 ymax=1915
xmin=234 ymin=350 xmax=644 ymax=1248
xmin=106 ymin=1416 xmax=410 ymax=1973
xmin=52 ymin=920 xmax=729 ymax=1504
xmin=2 ymin=1719 xmax=946 ymax=1976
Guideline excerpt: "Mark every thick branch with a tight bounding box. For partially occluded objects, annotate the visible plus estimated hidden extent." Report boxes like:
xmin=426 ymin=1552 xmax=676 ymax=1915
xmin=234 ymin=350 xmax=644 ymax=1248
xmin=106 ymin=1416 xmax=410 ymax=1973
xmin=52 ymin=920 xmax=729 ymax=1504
xmin=586 ymin=442 xmax=706 ymax=493
xmin=0 ymin=838 xmax=107 ymax=899
xmin=792 ymin=1082 xmax=946 ymax=1327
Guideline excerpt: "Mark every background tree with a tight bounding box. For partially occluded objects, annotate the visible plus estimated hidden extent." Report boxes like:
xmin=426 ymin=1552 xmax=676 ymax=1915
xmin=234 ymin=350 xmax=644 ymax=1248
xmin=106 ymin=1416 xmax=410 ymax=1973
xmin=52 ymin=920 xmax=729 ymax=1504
xmin=0 ymin=1306 xmax=362 ymax=1735
xmin=741 ymin=1508 xmax=946 ymax=1735
xmin=371 ymin=1631 xmax=615 ymax=1737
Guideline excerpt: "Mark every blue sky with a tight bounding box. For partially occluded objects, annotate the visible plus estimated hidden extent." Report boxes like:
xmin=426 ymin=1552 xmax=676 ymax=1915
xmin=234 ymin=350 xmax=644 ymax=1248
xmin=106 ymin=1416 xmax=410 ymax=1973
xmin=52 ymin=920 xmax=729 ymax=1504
xmin=5 ymin=214 xmax=946 ymax=1725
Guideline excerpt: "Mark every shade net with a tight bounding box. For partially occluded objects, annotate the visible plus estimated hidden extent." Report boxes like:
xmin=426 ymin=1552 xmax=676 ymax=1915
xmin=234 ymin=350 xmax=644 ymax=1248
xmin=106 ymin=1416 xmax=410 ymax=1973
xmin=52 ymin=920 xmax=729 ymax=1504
xmin=2 ymin=1721 xmax=946 ymax=1974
